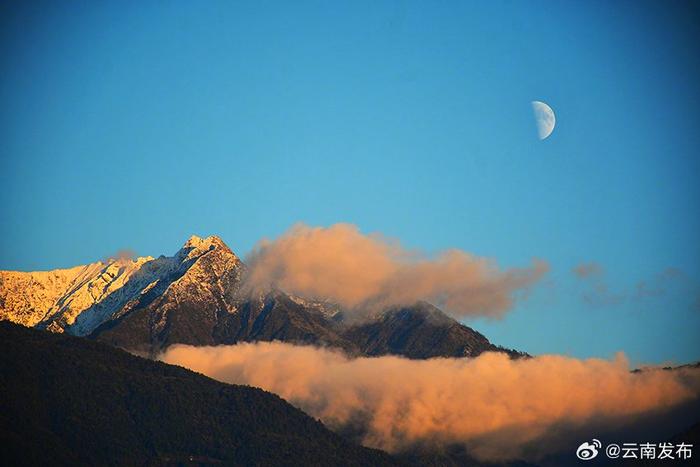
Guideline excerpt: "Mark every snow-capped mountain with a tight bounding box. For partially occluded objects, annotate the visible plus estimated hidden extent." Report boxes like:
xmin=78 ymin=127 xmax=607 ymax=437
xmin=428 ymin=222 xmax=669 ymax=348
xmin=0 ymin=235 xmax=523 ymax=358
xmin=0 ymin=235 xmax=242 ymax=336
xmin=0 ymin=255 xmax=157 ymax=332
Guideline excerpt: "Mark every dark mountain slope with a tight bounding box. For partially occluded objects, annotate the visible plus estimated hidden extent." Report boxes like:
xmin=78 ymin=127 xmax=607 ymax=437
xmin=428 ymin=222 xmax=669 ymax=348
xmin=212 ymin=291 xmax=360 ymax=353
xmin=0 ymin=321 xmax=400 ymax=467
xmin=341 ymin=302 xmax=527 ymax=359
xmin=90 ymin=236 xmax=246 ymax=354
xmin=94 ymin=288 xmax=361 ymax=357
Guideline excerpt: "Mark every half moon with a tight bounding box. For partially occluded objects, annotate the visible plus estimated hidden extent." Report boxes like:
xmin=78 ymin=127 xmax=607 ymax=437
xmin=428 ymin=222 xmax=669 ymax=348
xmin=531 ymin=101 xmax=556 ymax=140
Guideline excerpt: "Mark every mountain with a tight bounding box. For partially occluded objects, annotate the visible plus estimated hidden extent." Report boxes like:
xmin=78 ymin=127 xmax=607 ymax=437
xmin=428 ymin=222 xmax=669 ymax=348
xmin=0 ymin=320 xmax=401 ymax=466
xmin=0 ymin=235 xmax=243 ymax=337
xmin=0 ymin=235 xmax=523 ymax=358
xmin=342 ymin=302 xmax=526 ymax=359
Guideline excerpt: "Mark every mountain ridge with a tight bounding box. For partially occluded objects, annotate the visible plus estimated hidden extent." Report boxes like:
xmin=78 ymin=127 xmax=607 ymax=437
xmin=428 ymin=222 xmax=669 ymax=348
xmin=1 ymin=235 xmax=525 ymax=359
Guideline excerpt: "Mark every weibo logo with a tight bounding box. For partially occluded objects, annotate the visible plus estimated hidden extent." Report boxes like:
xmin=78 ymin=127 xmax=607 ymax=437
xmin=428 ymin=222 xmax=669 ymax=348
xmin=576 ymin=439 xmax=602 ymax=460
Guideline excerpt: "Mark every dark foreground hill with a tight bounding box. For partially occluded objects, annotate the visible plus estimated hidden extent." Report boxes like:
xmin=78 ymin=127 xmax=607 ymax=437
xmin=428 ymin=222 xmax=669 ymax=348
xmin=0 ymin=321 xmax=400 ymax=467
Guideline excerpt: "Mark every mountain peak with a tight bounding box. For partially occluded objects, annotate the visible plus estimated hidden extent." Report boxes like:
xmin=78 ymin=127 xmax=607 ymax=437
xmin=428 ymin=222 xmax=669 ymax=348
xmin=182 ymin=234 xmax=228 ymax=251
xmin=177 ymin=234 xmax=239 ymax=267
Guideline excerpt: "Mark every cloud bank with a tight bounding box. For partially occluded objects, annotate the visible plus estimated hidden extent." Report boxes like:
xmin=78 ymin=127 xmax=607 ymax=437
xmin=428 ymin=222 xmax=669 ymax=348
xmin=160 ymin=343 xmax=700 ymax=461
xmin=244 ymin=223 xmax=548 ymax=318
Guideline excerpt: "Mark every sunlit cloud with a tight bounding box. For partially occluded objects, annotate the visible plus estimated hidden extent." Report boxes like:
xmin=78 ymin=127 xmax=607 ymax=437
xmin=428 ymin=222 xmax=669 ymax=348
xmin=244 ymin=223 xmax=548 ymax=318
xmin=160 ymin=342 xmax=700 ymax=461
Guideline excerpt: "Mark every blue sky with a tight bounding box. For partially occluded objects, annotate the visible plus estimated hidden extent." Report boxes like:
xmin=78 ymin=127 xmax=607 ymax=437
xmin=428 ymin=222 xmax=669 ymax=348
xmin=1 ymin=1 xmax=699 ymax=365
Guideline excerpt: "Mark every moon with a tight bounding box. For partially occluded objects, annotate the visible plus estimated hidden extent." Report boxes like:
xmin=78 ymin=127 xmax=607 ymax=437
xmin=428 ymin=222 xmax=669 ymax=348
xmin=531 ymin=101 xmax=556 ymax=140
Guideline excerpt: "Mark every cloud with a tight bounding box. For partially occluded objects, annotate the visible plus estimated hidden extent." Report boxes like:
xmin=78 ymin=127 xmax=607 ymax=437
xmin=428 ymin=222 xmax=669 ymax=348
xmin=634 ymin=269 xmax=700 ymax=314
xmin=634 ymin=267 xmax=685 ymax=299
xmin=572 ymin=262 xmax=625 ymax=306
xmin=103 ymin=249 xmax=137 ymax=263
xmin=584 ymin=282 xmax=626 ymax=306
xmin=572 ymin=262 xmax=603 ymax=278
xmin=160 ymin=343 xmax=700 ymax=461
xmin=573 ymin=263 xmax=699 ymax=309
xmin=244 ymin=223 xmax=548 ymax=318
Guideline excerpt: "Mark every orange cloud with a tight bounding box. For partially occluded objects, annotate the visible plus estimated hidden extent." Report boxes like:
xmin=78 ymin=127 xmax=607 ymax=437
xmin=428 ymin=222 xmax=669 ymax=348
xmin=572 ymin=262 xmax=603 ymax=278
xmin=244 ymin=223 xmax=548 ymax=318
xmin=160 ymin=343 xmax=700 ymax=461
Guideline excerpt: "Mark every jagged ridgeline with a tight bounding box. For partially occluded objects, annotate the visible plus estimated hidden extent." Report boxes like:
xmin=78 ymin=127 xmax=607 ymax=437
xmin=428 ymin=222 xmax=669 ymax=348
xmin=0 ymin=236 xmax=526 ymax=358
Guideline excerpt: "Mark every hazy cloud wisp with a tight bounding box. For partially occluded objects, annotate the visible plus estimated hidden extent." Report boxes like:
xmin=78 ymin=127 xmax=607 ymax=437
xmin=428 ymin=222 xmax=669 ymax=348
xmin=572 ymin=262 xmax=699 ymax=308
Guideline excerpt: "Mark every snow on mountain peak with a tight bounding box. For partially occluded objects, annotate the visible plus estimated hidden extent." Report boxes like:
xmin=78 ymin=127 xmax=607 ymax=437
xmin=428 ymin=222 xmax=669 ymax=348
xmin=1 ymin=235 xmax=242 ymax=336
xmin=183 ymin=235 xmax=228 ymax=252
xmin=184 ymin=234 xmax=205 ymax=247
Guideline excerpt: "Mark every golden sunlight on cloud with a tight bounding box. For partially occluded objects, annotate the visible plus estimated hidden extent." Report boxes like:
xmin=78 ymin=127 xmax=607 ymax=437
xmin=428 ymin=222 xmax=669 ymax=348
xmin=244 ymin=223 xmax=548 ymax=318
xmin=161 ymin=343 xmax=700 ymax=461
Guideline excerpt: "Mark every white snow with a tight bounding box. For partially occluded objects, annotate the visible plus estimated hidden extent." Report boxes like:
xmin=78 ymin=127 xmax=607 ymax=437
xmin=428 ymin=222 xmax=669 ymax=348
xmin=0 ymin=235 xmax=242 ymax=335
